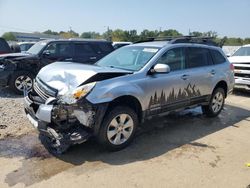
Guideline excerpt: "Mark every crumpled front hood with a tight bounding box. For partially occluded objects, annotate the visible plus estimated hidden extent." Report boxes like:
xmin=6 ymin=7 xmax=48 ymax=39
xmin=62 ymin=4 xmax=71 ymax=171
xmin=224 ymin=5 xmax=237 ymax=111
xmin=228 ymin=56 xmax=250 ymax=64
xmin=37 ymin=61 xmax=132 ymax=95
xmin=0 ymin=52 xmax=30 ymax=59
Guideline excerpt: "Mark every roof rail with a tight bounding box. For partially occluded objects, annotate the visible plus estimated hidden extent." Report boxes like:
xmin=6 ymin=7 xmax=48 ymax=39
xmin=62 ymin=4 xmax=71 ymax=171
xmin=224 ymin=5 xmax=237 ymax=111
xmin=135 ymin=36 xmax=219 ymax=47
xmin=68 ymin=38 xmax=107 ymax=41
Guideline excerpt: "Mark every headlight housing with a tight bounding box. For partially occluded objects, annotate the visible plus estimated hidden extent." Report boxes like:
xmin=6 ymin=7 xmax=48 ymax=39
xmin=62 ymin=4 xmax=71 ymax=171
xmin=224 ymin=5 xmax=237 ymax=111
xmin=60 ymin=82 xmax=96 ymax=104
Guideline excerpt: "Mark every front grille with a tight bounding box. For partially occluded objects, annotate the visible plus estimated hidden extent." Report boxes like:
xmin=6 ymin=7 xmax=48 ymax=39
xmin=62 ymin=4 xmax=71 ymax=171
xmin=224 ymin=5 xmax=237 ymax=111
xmin=33 ymin=79 xmax=57 ymax=101
xmin=234 ymin=73 xmax=250 ymax=78
xmin=234 ymin=66 xmax=250 ymax=70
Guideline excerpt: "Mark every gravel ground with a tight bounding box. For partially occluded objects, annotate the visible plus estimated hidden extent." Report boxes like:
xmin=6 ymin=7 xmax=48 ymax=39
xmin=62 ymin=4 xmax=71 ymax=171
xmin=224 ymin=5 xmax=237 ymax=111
xmin=0 ymin=86 xmax=250 ymax=187
xmin=0 ymin=87 xmax=33 ymax=139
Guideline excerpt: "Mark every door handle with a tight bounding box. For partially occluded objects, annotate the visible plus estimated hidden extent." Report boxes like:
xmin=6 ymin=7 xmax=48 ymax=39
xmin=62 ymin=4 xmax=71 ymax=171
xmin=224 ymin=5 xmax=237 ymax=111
xmin=210 ymin=69 xmax=216 ymax=75
xmin=181 ymin=74 xmax=189 ymax=80
xmin=90 ymin=57 xmax=97 ymax=60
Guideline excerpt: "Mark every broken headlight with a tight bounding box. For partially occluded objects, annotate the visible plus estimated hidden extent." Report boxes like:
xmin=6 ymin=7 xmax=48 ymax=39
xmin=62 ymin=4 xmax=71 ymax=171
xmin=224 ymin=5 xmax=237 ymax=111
xmin=59 ymin=82 xmax=96 ymax=104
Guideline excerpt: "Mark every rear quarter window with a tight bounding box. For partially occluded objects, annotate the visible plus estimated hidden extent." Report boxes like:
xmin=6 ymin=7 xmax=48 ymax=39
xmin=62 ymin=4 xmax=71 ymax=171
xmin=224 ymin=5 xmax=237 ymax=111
xmin=74 ymin=43 xmax=95 ymax=56
xmin=0 ymin=38 xmax=11 ymax=52
xmin=92 ymin=42 xmax=114 ymax=54
xmin=210 ymin=49 xmax=226 ymax=64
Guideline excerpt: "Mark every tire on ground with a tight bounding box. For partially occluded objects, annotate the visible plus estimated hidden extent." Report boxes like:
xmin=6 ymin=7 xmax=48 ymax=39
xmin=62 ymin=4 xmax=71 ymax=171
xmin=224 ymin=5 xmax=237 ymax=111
xmin=202 ymin=87 xmax=225 ymax=117
xmin=98 ymin=106 xmax=138 ymax=151
xmin=9 ymin=71 xmax=34 ymax=95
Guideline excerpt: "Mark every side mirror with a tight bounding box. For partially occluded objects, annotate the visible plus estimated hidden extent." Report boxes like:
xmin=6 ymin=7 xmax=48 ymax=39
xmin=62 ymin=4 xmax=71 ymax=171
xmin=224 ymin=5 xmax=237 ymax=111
xmin=151 ymin=63 xmax=170 ymax=74
xmin=42 ymin=50 xmax=51 ymax=56
xmin=226 ymin=53 xmax=231 ymax=57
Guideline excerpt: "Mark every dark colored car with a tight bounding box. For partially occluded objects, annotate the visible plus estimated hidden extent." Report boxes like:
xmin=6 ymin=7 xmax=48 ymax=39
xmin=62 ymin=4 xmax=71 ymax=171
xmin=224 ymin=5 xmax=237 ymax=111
xmin=0 ymin=39 xmax=114 ymax=94
xmin=0 ymin=38 xmax=11 ymax=54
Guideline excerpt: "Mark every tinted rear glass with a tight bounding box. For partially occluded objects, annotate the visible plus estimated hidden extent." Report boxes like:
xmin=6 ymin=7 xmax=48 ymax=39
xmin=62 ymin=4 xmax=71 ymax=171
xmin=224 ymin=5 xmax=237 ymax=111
xmin=95 ymin=42 xmax=114 ymax=53
xmin=210 ymin=49 xmax=226 ymax=64
xmin=0 ymin=38 xmax=11 ymax=52
xmin=74 ymin=43 xmax=95 ymax=56
xmin=186 ymin=47 xmax=213 ymax=68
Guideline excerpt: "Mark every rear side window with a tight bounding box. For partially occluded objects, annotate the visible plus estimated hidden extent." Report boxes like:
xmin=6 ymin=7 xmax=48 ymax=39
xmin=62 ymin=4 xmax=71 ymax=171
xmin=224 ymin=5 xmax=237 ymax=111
xmin=210 ymin=49 xmax=226 ymax=64
xmin=157 ymin=47 xmax=185 ymax=71
xmin=186 ymin=47 xmax=213 ymax=68
xmin=0 ymin=38 xmax=11 ymax=53
xmin=74 ymin=43 xmax=95 ymax=56
xmin=93 ymin=43 xmax=114 ymax=53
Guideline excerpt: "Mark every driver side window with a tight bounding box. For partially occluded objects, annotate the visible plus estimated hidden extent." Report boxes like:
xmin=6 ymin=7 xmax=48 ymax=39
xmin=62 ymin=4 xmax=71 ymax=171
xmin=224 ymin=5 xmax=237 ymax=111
xmin=157 ymin=48 xmax=185 ymax=71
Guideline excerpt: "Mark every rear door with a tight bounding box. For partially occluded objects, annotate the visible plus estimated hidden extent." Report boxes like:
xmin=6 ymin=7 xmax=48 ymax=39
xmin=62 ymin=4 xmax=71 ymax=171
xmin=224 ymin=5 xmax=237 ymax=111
xmin=184 ymin=47 xmax=215 ymax=104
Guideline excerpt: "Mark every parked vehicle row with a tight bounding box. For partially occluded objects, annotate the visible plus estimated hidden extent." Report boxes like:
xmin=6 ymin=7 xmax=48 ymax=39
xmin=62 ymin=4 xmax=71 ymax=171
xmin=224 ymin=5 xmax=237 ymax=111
xmin=0 ymin=39 xmax=114 ymax=94
xmin=23 ymin=36 xmax=235 ymax=154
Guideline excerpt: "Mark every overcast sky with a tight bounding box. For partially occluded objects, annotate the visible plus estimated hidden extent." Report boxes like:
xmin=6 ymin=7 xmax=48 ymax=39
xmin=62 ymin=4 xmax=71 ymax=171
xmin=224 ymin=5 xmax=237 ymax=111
xmin=0 ymin=0 xmax=249 ymax=38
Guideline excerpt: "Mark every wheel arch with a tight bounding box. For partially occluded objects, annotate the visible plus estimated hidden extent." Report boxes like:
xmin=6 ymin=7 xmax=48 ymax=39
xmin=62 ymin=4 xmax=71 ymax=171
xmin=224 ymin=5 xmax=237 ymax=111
xmin=105 ymin=95 xmax=143 ymax=124
xmin=213 ymin=80 xmax=228 ymax=98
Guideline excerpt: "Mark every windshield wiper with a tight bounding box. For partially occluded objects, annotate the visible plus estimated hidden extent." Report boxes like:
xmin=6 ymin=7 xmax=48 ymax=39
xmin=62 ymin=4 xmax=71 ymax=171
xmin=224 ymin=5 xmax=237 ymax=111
xmin=108 ymin=65 xmax=133 ymax=71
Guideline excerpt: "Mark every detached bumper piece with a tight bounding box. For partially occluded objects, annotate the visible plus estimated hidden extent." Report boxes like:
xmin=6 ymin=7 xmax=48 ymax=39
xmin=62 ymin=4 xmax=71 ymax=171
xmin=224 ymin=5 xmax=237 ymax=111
xmin=24 ymin=92 xmax=93 ymax=154
xmin=39 ymin=125 xmax=91 ymax=154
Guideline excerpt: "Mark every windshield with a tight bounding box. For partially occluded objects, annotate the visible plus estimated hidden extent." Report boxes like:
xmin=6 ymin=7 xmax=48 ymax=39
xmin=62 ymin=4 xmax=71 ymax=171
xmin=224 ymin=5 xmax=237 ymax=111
xmin=96 ymin=46 xmax=159 ymax=71
xmin=233 ymin=47 xmax=250 ymax=56
xmin=27 ymin=41 xmax=47 ymax=55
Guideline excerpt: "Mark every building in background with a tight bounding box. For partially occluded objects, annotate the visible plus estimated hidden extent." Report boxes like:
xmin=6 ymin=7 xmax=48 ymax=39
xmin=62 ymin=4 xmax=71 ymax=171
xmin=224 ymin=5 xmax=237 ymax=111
xmin=11 ymin=32 xmax=61 ymax=42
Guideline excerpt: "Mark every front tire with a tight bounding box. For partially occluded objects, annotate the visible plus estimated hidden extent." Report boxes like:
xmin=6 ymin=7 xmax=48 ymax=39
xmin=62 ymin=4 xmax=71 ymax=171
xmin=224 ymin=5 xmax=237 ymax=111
xmin=202 ymin=88 xmax=225 ymax=117
xmin=9 ymin=71 xmax=34 ymax=95
xmin=98 ymin=106 xmax=138 ymax=151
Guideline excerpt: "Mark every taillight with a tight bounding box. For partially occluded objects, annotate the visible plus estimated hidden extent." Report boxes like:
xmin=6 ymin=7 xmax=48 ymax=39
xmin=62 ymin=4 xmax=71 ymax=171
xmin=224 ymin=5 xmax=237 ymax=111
xmin=230 ymin=63 xmax=234 ymax=72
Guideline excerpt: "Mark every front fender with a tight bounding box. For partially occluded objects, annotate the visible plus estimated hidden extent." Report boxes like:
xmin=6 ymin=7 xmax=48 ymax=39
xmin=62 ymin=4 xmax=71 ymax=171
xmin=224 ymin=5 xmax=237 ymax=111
xmin=86 ymin=81 xmax=144 ymax=107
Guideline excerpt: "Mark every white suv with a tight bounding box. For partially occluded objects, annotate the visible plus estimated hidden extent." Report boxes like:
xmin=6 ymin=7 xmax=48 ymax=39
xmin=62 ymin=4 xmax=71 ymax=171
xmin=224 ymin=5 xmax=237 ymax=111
xmin=228 ymin=45 xmax=250 ymax=90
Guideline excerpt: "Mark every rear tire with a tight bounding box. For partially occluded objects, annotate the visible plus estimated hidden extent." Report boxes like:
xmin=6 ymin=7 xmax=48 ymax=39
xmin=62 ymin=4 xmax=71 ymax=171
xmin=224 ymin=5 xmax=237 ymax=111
xmin=202 ymin=88 xmax=225 ymax=117
xmin=9 ymin=71 xmax=34 ymax=95
xmin=98 ymin=106 xmax=138 ymax=151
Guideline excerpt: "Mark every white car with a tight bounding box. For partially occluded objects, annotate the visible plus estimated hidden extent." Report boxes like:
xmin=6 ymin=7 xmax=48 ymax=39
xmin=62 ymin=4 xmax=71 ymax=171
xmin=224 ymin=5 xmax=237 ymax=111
xmin=18 ymin=42 xmax=36 ymax=52
xmin=228 ymin=45 xmax=250 ymax=90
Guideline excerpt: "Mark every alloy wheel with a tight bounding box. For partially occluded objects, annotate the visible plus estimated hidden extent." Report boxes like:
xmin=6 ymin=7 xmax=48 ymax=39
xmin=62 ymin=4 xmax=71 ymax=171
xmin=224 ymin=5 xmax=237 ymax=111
xmin=107 ymin=114 xmax=134 ymax=145
xmin=15 ymin=75 xmax=33 ymax=91
xmin=211 ymin=91 xmax=224 ymax=113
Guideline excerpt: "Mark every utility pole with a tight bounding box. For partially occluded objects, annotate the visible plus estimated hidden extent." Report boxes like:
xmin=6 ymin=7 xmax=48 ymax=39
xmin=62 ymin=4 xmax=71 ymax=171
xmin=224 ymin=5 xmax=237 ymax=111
xmin=104 ymin=26 xmax=112 ymax=41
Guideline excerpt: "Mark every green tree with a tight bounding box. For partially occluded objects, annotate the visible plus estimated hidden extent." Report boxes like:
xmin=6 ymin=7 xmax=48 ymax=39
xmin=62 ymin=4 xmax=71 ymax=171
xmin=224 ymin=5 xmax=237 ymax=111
xmin=2 ymin=32 xmax=17 ymax=41
xmin=59 ymin=30 xmax=79 ymax=38
xmin=203 ymin=31 xmax=218 ymax=38
xmin=111 ymin=29 xmax=126 ymax=41
xmin=159 ymin=29 xmax=182 ymax=37
xmin=140 ymin=29 xmax=159 ymax=40
xmin=244 ymin=38 xmax=250 ymax=45
xmin=43 ymin=30 xmax=59 ymax=35
xmin=189 ymin=31 xmax=203 ymax=37
xmin=80 ymin=32 xmax=101 ymax=39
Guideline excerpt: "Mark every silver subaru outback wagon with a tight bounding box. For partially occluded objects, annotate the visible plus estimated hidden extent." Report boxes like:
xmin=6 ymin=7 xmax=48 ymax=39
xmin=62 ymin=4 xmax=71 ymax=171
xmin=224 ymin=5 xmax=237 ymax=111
xmin=24 ymin=37 xmax=235 ymax=154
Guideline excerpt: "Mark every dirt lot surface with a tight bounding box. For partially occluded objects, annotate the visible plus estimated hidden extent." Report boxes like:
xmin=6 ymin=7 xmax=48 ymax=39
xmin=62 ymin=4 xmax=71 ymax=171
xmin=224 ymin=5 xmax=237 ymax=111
xmin=0 ymin=87 xmax=250 ymax=188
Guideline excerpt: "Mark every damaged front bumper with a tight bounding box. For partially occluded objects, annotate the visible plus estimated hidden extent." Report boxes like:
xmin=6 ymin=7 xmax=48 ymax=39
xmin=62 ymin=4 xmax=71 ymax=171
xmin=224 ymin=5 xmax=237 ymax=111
xmin=24 ymin=91 xmax=108 ymax=153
